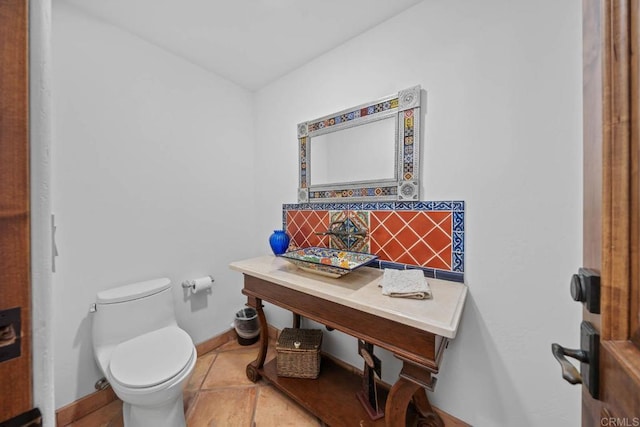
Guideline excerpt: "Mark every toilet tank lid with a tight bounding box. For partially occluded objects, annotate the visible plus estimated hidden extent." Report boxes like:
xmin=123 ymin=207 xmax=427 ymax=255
xmin=97 ymin=278 xmax=171 ymax=304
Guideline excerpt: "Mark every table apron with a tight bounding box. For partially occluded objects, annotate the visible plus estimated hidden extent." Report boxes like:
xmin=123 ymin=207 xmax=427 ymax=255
xmin=243 ymin=274 xmax=443 ymax=372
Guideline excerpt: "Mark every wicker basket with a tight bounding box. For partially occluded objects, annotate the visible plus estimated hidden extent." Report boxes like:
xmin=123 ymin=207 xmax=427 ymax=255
xmin=276 ymin=328 xmax=322 ymax=379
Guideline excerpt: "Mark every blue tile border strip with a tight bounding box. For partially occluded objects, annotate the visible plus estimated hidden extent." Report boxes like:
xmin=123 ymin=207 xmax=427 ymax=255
xmin=453 ymin=232 xmax=464 ymax=254
xmin=365 ymin=260 xmax=463 ymax=283
xmin=452 ymin=252 xmax=464 ymax=272
xmin=453 ymin=211 xmax=464 ymax=232
xmin=282 ymin=200 xmax=466 ymax=283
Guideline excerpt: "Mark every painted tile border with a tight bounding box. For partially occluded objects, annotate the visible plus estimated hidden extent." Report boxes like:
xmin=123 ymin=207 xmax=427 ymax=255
xmin=282 ymin=200 xmax=465 ymax=283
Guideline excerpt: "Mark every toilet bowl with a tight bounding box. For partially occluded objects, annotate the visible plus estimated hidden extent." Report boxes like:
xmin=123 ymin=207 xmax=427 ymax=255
xmin=91 ymin=278 xmax=196 ymax=427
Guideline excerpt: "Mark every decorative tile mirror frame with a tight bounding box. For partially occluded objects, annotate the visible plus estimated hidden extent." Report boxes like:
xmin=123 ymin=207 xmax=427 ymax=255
xmin=297 ymin=85 xmax=422 ymax=203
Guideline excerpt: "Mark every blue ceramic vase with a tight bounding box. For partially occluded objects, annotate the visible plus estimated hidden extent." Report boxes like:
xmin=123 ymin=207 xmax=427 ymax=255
xmin=269 ymin=230 xmax=290 ymax=255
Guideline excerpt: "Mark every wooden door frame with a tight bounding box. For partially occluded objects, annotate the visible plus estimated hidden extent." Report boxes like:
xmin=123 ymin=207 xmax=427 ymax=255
xmin=583 ymin=0 xmax=640 ymax=422
xmin=599 ymin=0 xmax=640 ymax=384
xmin=600 ymin=0 xmax=633 ymax=343
xmin=0 ymin=0 xmax=32 ymax=421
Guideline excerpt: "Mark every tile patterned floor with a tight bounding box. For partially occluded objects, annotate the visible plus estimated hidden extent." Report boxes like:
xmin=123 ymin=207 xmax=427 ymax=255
xmin=68 ymin=338 xmax=322 ymax=427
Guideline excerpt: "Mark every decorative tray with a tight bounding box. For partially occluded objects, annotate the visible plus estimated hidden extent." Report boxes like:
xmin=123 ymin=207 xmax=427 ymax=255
xmin=280 ymin=247 xmax=378 ymax=278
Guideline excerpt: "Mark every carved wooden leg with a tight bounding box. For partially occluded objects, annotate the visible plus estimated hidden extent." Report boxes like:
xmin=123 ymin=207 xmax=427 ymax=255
xmin=385 ymin=376 xmax=419 ymax=427
xmin=245 ymin=296 xmax=268 ymax=383
xmin=385 ymin=359 xmax=443 ymax=427
xmin=413 ymin=387 xmax=444 ymax=427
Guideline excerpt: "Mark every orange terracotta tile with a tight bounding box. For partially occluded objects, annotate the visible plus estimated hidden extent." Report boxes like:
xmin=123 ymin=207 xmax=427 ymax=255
xmin=396 ymin=226 xmax=420 ymax=250
xmin=378 ymin=211 xmax=405 ymax=232
xmin=425 ymin=211 xmax=453 ymax=234
xmin=202 ymin=348 xmax=260 ymax=388
xmin=398 ymin=241 xmax=434 ymax=266
xmin=424 ymin=228 xmax=453 ymax=255
xmin=186 ymin=388 xmax=256 ymax=427
xmin=253 ymin=385 xmax=321 ymax=426
xmin=184 ymin=351 xmax=216 ymax=391
xmin=396 ymin=251 xmax=424 ymax=266
xmin=369 ymin=226 xmax=392 ymax=252
xmin=377 ymin=238 xmax=405 ymax=262
xmin=406 ymin=212 xmax=439 ymax=237
xmin=286 ymin=210 xmax=330 ymax=249
xmin=370 ymin=210 xmax=392 ymax=223
xmin=425 ymin=246 xmax=452 ymax=271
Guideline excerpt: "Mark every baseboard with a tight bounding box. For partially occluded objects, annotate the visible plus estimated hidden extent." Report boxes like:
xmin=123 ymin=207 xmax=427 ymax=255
xmin=195 ymin=328 xmax=236 ymax=355
xmin=266 ymin=323 xmax=279 ymax=340
xmin=55 ymin=387 xmax=117 ymax=426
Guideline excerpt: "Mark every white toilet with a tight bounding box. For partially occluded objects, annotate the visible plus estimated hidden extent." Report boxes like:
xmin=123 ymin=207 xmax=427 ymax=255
xmin=91 ymin=278 xmax=196 ymax=427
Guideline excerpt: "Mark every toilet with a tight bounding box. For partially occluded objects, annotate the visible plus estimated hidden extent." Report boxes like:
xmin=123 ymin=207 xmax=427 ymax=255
xmin=91 ymin=278 xmax=196 ymax=427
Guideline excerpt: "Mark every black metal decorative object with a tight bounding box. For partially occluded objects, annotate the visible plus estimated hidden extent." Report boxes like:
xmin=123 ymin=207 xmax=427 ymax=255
xmin=356 ymin=340 xmax=384 ymax=420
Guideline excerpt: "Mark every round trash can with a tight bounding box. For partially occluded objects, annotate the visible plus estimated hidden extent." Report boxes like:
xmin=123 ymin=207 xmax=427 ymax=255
xmin=233 ymin=308 xmax=260 ymax=346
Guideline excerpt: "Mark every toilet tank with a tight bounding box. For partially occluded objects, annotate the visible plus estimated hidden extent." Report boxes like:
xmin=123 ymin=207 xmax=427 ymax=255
xmin=92 ymin=278 xmax=178 ymax=351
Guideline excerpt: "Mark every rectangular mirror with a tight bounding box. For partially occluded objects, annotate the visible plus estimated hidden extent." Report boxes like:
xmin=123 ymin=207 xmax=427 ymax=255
xmin=309 ymin=116 xmax=397 ymax=185
xmin=297 ymin=85 xmax=422 ymax=203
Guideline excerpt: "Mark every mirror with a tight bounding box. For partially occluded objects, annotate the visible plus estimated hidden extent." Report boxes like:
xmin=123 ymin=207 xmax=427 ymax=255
xmin=297 ymin=85 xmax=422 ymax=203
xmin=309 ymin=116 xmax=396 ymax=185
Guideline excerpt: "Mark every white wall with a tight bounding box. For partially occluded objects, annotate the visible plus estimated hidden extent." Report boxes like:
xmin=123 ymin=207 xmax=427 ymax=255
xmin=254 ymin=1 xmax=583 ymax=425
xmin=52 ymin=2 xmax=257 ymax=408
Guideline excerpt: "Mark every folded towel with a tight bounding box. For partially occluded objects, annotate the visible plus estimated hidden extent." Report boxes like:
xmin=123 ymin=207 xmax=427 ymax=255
xmin=380 ymin=269 xmax=432 ymax=300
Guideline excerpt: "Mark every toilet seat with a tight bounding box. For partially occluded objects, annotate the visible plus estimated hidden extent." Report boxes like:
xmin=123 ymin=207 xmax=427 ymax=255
xmin=109 ymin=326 xmax=194 ymax=389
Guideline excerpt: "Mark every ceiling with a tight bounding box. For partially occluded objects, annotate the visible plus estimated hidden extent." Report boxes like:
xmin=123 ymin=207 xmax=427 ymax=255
xmin=62 ymin=0 xmax=423 ymax=91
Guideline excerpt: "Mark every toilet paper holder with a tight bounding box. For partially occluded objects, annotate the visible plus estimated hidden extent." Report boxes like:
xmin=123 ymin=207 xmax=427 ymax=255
xmin=181 ymin=275 xmax=215 ymax=292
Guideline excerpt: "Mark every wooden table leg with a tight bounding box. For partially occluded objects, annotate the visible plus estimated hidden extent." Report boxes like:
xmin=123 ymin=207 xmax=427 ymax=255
xmin=245 ymin=296 xmax=268 ymax=383
xmin=292 ymin=313 xmax=301 ymax=328
xmin=413 ymin=387 xmax=444 ymax=427
xmin=385 ymin=360 xmax=443 ymax=427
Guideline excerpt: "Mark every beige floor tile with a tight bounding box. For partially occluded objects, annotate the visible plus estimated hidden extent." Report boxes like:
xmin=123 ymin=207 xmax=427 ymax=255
xmin=253 ymin=385 xmax=321 ymax=427
xmin=185 ymin=351 xmax=216 ymax=391
xmin=202 ymin=349 xmax=259 ymax=388
xmin=183 ymin=389 xmax=199 ymax=416
xmin=187 ymin=388 xmax=257 ymax=427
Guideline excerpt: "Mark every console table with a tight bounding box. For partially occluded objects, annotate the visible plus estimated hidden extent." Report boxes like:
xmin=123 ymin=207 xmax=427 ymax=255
xmin=230 ymin=255 xmax=467 ymax=427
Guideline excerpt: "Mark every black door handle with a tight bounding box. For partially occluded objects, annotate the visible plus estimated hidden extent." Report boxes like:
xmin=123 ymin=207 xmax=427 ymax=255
xmin=552 ymin=322 xmax=599 ymax=398
xmin=551 ymin=343 xmax=588 ymax=385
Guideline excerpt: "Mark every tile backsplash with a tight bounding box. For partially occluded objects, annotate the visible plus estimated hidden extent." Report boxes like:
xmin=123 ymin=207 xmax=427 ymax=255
xmin=282 ymin=201 xmax=464 ymax=283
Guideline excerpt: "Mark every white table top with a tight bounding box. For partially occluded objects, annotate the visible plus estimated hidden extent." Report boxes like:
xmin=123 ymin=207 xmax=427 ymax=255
xmin=230 ymin=255 xmax=468 ymax=339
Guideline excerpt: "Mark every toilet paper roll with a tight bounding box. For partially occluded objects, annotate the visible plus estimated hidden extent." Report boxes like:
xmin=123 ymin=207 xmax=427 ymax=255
xmin=191 ymin=276 xmax=213 ymax=293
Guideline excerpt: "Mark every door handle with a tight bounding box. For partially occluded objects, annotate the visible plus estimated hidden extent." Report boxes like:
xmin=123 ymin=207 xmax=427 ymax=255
xmin=551 ymin=321 xmax=599 ymax=398
xmin=551 ymin=343 xmax=587 ymax=384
